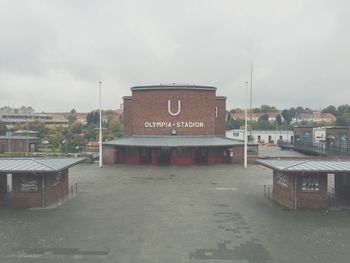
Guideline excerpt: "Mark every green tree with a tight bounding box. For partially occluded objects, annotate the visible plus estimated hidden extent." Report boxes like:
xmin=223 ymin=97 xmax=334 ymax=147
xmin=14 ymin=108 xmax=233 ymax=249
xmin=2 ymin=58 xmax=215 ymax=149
xmin=281 ymin=109 xmax=292 ymax=124
xmin=258 ymin=113 xmax=269 ymax=121
xmin=322 ymin=105 xmax=338 ymax=116
xmin=86 ymin=111 xmax=99 ymax=125
xmin=27 ymin=122 xmax=49 ymax=139
xmin=275 ymin=114 xmax=282 ymax=126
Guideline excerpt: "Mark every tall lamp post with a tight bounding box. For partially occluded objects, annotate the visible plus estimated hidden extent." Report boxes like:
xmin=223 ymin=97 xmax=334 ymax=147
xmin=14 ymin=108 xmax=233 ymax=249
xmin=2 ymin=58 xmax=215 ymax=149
xmin=99 ymin=81 xmax=103 ymax=168
xmin=244 ymin=81 xmax=248 ymax=168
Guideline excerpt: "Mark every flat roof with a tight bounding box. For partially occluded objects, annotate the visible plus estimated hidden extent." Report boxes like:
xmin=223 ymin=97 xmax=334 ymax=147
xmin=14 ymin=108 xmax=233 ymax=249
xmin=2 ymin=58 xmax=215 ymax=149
xmin=257 ymin=159 xmax=350 ymax=173
xmin=0 ymin=136 xmax=39 ymax=140
xmin=0 ymin=157 xmax=85 ymax=173
xmin=130 ymin=84 xmax=217 ymax=91
xmin=103 ymin=136 xmax=244 ymax=147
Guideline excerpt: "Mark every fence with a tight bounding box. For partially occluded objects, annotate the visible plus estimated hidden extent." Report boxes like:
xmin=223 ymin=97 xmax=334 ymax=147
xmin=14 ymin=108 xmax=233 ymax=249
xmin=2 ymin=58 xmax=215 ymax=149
xmin=55 ymin=183 xmax=78 ymax=208
xmin=279 ymin=140 xmax=350 ymax=157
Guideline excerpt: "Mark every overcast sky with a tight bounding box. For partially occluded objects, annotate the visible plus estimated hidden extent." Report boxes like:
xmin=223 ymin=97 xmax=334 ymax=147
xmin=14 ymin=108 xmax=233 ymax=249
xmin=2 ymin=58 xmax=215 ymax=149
xmin=0 ymin=0 xmax=349 ymax=112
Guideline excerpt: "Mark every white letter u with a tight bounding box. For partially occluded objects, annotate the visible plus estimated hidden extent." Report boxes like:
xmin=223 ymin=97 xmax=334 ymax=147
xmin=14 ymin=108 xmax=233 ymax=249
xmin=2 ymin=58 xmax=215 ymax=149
xmin=168 ymin=100 xmax=181 ymax=116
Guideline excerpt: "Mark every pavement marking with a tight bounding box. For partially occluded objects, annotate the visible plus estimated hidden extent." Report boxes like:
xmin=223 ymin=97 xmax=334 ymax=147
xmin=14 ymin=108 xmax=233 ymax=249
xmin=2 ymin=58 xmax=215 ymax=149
xmin=214 ymin=187 xmax=237 ymax=191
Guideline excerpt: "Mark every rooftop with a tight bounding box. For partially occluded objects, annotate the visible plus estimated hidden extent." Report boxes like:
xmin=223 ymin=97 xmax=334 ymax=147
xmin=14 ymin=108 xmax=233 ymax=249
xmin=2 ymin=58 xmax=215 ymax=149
xmin=130 ymin=84 xmax=217 ymax=91
xmin=257 ymin=159 xmax=350 ymax=173
xmin=104 ymin=135 xmax=244 ymax=147
xmin=0 ymin=157 xmax=85 ymax=173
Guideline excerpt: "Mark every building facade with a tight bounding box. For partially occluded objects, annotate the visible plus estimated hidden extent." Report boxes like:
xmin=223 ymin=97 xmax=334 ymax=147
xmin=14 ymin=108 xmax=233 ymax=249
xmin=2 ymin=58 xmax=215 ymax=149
xmin=103 ymin=84 xmax=244 ymax=165
xmin=226 ymin=129 xmax=294 ymax=144
xmin=0 ymin=106 xmax=68 ymax=128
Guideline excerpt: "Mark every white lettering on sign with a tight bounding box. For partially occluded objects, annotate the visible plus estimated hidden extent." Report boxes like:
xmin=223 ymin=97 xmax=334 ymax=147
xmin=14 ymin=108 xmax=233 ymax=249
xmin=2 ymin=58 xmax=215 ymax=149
xmin=168 ymin=100 xmax=181 ymax=116
xmin=144 ymin=121 xmax=204 ymax=128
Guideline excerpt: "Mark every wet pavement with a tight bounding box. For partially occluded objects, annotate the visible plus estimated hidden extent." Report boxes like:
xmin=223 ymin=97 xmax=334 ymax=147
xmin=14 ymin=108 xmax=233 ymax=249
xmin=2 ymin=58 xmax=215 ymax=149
xmin=1 ymin=163 xmax=350 ymax=263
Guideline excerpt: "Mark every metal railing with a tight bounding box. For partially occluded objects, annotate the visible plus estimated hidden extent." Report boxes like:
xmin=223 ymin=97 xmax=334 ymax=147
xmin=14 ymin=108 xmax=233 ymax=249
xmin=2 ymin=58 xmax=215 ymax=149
xmin=278 ymin=140 xmax=350 ymax=157
xmin=55 ymin=183 xmax=78 ymax=208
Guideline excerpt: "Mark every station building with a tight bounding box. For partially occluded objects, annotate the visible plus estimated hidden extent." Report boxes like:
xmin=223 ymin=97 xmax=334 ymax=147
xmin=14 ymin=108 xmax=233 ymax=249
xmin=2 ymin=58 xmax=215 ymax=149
xmin=103 ymin=84 xmax=245 ymax=165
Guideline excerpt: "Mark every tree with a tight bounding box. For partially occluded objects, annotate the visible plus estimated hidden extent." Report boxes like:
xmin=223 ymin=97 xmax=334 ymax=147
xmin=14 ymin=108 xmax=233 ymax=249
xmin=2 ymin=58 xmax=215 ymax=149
xmin=28 ymin=121 xmax=49 ymax=139
xmin=258 ymin=113 xmax=269 ymax=121
xmin=86 ymin=111 xmax=99 ymax=125
xmin=281 ymin=109 xmax=292 ymax=124
xmin=336 ymin=113 xmax=350 ymax=126
xmin=275 ymin=114 xmax=282 ymax=126
xmin=322 ymin=105 xmax=338 ymax=116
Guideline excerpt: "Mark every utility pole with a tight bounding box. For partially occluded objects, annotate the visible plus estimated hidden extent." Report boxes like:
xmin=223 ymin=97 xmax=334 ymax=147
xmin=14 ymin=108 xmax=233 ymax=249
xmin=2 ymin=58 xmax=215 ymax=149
xmin=99 ymin=81 xmax=103 ymax=168
xmin=244 ymin=81 xmax=248 ymax=168
xmin=249 ymin=62 xmax=253 ymax=139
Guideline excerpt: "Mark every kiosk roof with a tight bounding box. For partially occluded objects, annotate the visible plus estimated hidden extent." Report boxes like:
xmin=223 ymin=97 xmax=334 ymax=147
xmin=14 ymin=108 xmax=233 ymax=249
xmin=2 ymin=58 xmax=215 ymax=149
xmin=257 ymin=159 xmax=350 ymax=173
xmin=0 ymin=157 xmax=85 ymax=173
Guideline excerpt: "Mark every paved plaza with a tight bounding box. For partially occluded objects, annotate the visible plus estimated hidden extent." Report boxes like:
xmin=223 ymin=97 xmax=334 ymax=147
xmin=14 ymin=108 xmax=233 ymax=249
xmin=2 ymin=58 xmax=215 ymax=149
xmin=1 ymin=160 xmax=350 ymax=262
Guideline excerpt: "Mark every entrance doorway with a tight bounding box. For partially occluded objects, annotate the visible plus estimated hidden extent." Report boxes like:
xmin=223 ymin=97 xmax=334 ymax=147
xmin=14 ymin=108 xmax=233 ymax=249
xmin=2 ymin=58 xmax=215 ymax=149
xmin=140 ymin=148 xmax=152 ymax=164
xmin=158 ymin=147 xmax=171 ymax=165
xmin=0 ymin=173 xmax=11 ymax=206
xmin=196 ymin=148 xmax=208 ymax=165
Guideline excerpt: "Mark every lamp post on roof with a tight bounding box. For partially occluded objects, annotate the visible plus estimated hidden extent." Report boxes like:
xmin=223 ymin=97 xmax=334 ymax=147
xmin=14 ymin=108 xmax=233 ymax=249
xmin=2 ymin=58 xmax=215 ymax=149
xmin=99 ymin=81 xmax=103 ymax=168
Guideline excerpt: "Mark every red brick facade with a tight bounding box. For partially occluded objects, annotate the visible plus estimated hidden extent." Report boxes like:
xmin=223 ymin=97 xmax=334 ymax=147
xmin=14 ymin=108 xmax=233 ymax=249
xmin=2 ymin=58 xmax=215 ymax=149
xmin=272 ymin=171 xmax=328 ymax=209
xmin=11 ymin=170 xmax=68 ymax=208
xmin=103 ymin=85 xmax=243 ymax=166
xmin=123 ymin=86 xmax=226 ymax=136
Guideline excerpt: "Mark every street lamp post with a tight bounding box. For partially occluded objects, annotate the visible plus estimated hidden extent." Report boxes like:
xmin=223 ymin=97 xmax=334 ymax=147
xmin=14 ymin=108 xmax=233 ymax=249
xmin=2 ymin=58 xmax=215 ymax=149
xmin=244 ymin=81 xmax=248 ymax=168
xmin=99 ymin=81 xmax=103 ymax=168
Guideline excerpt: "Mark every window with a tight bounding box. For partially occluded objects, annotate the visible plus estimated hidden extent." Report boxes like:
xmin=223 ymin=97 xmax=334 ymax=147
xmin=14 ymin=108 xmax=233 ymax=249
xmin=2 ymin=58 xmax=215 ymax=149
xmin=51 ymin=172 xmax=64 ymax=187
xmin=19 ymin=176 xmax=39 ymax=192
xmin=276 ymin=172 xmax=288 ymax=187
xmin=301 ymin=177 xmax=320 ymax=192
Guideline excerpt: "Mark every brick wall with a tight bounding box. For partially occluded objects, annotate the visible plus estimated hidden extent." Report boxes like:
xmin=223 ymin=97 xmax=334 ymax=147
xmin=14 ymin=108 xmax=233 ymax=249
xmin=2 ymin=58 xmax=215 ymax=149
xmin=272 ymin=171 xmax=295 ymax=209
xmin=12 ymin=173 xmax=43 ymax=208
xmin=12 ymin=171 xmax=69 ymax=208
xmin=130 ymin=89 xmax=217 ymax=136
xmin=229 ymin=145 xmax=244 ymax=164
xmin=296 ymin=173 xmax=328 ymax=208
xmin=44 ymin=170 xmax=68 ymax=207
xmin=0 ymin=138 xmax=38 ymax=153
xmin=123 ymin=97 xmax=133 ymax=135
xmin=215 ymin=98 xmax=226 ymax=136
xmin=103 ymin=145 xmax=117 ymax=165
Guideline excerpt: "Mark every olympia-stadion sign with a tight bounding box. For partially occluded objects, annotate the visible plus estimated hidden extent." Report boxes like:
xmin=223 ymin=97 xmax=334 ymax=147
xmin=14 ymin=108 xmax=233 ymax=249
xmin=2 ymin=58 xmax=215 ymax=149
xmin=144 ymin=121 xmax=204 ymax=128
xmin=144 ymin=99 xmax=204 ymax=128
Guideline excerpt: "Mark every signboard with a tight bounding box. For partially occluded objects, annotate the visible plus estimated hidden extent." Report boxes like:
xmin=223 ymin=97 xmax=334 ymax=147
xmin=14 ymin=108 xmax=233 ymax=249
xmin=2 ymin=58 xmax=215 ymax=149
xmin=301 ymin=177 xmax=320 ymax=192
xmin=19 ymin=177 xmax=39 ymax=192
xmin=144 ymin=121 xmax=204 ymax=128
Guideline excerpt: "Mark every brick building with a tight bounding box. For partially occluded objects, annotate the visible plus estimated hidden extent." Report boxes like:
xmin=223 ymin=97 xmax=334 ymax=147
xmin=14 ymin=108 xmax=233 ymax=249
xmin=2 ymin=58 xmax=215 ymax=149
xmin=0 ymin=135 xmax=39 ymax=153
xmin=103 ymin=84 xmax=244 ymax=165
xmin=258 ymin=159 xmax=350 ymax=209
xmin=0 ymin=158 xmax=84 ymax=208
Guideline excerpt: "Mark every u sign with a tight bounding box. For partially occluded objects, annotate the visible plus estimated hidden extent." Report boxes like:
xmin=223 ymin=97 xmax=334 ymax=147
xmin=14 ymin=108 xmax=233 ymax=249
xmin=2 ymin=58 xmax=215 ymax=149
xmin=168 ymin=99 xmax=181 ymax=116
